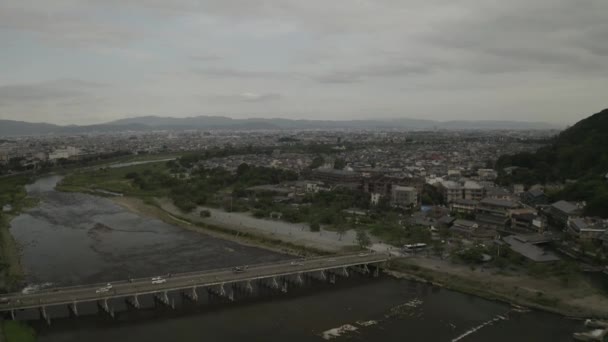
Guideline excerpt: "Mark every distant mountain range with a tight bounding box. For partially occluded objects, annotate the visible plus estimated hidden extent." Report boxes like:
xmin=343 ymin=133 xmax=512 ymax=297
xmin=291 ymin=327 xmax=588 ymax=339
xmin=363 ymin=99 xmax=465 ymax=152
xmin=0 ymin=115 xmax=562 ymax=136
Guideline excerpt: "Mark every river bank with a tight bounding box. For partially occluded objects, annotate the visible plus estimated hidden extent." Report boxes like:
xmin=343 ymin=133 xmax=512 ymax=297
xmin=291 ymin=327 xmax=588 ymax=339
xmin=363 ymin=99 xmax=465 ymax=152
xmin=388 ymin=257 xmax=608 ymax=319
xmin=111 ymin=196 xmax=334 ymax=257
xmin=111 ymin=196 xmax=608 ymax=320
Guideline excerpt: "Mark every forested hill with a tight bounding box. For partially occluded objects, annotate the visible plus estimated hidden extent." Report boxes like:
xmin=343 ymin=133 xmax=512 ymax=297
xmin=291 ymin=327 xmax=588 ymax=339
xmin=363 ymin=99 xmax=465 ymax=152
xmin=496 ymin=108 xmax=608 ymax=217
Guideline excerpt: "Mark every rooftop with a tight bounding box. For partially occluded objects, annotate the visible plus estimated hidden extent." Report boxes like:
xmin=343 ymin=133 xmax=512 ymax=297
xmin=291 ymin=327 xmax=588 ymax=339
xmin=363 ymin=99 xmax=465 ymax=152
xmin=551 ymin=200 xmax=580 ymax=215
xmin=503 ymin=235 xmax=560 ymax=262
xmin=480 ymin=198 xmax=519 ymax=209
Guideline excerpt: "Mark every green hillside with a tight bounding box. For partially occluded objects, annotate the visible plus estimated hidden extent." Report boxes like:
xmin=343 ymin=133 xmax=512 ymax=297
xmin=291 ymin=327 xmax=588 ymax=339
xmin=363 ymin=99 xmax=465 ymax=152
xmin=496 ymin=108 xmax=608 ymax=217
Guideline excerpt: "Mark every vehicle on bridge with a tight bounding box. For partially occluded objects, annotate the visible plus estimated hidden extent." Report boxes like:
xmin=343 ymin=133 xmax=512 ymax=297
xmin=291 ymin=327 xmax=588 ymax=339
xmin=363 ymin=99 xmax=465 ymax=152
xmin=95 ymin=283 xmax=112 ymax=293
xmin=152 ymin=278 xmax=167 ymax=284
xmin=232 ymin=266 xmax=248 ymax=273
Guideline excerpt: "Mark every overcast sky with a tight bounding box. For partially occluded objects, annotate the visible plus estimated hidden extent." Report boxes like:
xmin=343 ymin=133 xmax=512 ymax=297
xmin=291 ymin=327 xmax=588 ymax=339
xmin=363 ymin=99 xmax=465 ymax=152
xmin=1 ymin=0 xmax=607 ymax=125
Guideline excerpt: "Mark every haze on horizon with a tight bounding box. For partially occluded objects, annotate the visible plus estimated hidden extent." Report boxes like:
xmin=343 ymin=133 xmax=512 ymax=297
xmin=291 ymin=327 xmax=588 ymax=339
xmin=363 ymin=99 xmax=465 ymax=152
xmin=0 ymin=0 xmax=607 ymax=126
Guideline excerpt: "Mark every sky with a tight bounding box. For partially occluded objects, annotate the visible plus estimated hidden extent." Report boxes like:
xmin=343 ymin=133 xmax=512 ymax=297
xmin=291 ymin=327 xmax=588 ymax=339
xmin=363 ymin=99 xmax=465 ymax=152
xmin=0 ymin=0 xmax=607 ymax=125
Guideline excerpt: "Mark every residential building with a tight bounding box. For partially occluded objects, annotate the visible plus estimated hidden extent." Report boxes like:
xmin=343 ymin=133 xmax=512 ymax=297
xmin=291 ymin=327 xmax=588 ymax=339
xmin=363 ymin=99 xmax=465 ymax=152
xmin=438 ymin=180 xmax=462 ymax=203
xmin=502 ymin=235 xmax=560 ymax=263
xmin=548 ymin=200 xmax=582 ymax=227
xmin=451 ymin=219 xmax=495 ymax=240
xmin=510 ymin=210 xmax=544 ymax=234
xmin=463 ymin=181 xmax=484 ymax=201
xmin=450 ymin=199 xmax=478 ymax=215
xmin=311 ymin=168 xmax=361 ymax=185
xmin=391 ymin=186 xmax=418 ymax=208
xmin=363 ymin=175 xmax=424 ymax=198
xmin=438 ymin=180 xmax=484 ymax=203
xmin=567 ymin=217 xmax=608 ymax=241
xmin=512 ymin=184 xmax=525 ymax=195
xmin=522 ymin=188 xmax=549 ymax=207
xmin=476 ymin=197 xmax=519 ymax=230
xmin=477 ymin=168 xmax=497 ymax=180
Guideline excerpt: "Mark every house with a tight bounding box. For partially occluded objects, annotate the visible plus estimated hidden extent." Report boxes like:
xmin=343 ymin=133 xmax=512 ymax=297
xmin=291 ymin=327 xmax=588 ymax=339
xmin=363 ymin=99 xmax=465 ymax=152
xmin=477 ymin=168 xmax=497 ymax=180
xmin=510 ymin=210 xmax=544 ymax=234
xmin=548 ymin=200 xmax=582 ymax=227
xmin=522 ymin=188 xmax=548 ymax=207
xmin=503 ymin=235 xmax=560 ymax=263
xmin=566 ymin=217 xmax=608 ymax=241
xmin=451 ymin=219 xmax=495 ymax=240
xmin=2 ymin=204 xmax=12 ymax=212
xmin=512 ymin=184 xmax=525 ymax=195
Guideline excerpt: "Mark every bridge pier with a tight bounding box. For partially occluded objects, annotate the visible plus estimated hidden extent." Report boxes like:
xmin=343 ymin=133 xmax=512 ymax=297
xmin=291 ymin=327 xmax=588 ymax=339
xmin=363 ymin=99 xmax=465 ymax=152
xmin=372 ymin=265 xmax=380 ymax=278
xmin=97 ymin=299 xmax=115 ymax=319
xmin=154 ymin=291 xmax=175 ymax=309
xmin=125 ymin=295 xmax=141 ymax=310
xmin=328 ymin=273 xmax=336 ymax=284
xmin=39 ymin=306 xmax=51 ymax=326
xmin=351 ymin=264 xmax=370 ymax=275
xmin=10 ymin=309 xmax=15 ymax=321
xmin=182 ymin=287 xmax=198 ymax=303
xmin=207 ymin=283 xmax=234 ymax=302
xmin=68 ymin=302 xmax=79 ymax=317
xmin=307 ymin=270 xmax=327 ymax=283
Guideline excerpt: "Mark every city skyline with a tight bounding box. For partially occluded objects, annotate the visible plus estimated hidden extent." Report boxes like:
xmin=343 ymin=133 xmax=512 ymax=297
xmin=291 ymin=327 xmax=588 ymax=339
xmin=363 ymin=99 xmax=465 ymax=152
xmin=1 ymin=0 xmax=607 ymax=125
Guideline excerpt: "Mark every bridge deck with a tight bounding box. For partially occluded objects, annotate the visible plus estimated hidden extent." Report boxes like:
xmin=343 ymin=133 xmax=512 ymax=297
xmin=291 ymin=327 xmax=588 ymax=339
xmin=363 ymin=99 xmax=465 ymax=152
xmin=0 ymin=253 xmax=388 ymax=312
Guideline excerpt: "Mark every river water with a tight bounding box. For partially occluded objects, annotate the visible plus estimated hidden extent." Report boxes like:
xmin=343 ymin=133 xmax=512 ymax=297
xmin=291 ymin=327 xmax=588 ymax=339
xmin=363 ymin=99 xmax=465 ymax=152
xmin=9 ymin=176 xmax=585 ymax=341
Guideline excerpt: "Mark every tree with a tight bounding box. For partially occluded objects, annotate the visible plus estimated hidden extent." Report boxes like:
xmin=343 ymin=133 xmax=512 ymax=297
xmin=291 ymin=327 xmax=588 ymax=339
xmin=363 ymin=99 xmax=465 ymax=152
xmin=199 ymin=209 xmax=211 ymax=218
xmin=333 ymin=158 xmax=347 ymax=170
xmin=309 ymin=221 xmax=321 ymax=232
xmin=336 ymin=224 xmax=348 ymax=241
xmin=356 ymin=229 xmax=372 ymax=249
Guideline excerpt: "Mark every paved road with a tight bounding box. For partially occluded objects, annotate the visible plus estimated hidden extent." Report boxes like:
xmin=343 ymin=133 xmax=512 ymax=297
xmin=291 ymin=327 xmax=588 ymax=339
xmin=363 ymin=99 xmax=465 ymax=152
xmin=0 ymin=253 xmax=389 ymax=312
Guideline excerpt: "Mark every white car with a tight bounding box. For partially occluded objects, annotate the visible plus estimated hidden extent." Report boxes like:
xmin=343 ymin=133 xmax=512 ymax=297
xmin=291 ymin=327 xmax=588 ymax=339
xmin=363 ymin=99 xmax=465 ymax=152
xmin=152 ymin=279 xmax=167 ymax=285
xmin=96 ymin=287 xmax=110 ymax=294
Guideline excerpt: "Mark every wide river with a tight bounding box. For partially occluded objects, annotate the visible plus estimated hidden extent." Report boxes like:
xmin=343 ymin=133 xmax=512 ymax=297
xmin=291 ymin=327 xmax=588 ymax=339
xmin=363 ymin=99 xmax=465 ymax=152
xmin=9 ymin=176 xmax=585 ymax=341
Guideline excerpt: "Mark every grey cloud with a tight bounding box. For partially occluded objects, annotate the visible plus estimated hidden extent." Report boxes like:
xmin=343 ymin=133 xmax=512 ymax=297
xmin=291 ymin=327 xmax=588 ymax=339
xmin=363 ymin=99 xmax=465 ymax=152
xmin=423 ymin=0 xmax=608 ymax=74
xmin=0 ymin=4 xmax=139 ymax=47
xmin=317 ymin=62 xmax=433 ymax=84
xmin=0 ymin=80 xmax=104 ymax=106
xmin=210 ymin=92 xmax=282 ymax=103
xmin=193 ymin=68 xmax=298 ymax=80
xmin=190 ymin=55 xmax=223 ymax=62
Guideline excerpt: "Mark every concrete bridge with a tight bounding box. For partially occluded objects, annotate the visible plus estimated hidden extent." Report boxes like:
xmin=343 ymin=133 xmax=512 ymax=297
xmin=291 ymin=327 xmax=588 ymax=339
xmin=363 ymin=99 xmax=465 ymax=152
xmin=0 ymin=253 xmax=389 ymax=324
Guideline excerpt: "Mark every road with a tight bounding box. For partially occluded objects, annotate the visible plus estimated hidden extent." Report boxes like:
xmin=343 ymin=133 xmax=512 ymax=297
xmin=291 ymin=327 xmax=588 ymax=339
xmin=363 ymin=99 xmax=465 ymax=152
xmin=0 ymin=253 xmax=389 ymax=312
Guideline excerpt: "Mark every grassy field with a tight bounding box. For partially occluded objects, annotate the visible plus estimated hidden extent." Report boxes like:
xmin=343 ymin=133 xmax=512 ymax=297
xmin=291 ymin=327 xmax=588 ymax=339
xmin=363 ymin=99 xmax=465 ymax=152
xmin=1 ymin=321 xmax=36 ymax=342
xmin=57 ymin=160 xmax=171 ymax=198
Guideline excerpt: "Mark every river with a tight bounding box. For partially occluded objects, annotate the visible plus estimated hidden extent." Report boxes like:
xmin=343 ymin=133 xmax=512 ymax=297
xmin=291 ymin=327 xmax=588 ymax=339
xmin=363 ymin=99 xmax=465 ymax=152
xmin=9 ymin=176 xmax=584 ymax=341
